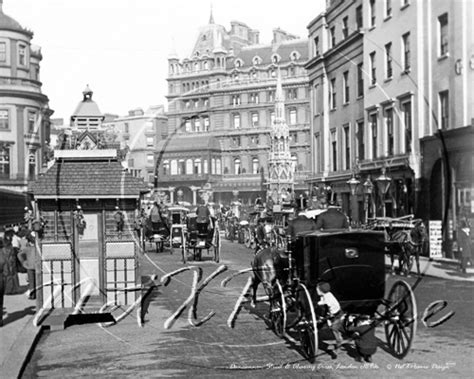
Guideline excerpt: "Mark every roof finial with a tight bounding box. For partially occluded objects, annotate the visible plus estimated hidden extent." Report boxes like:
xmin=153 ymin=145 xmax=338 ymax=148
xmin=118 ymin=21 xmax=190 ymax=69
xmin=209 ymin=3 xmax=214 ymax=24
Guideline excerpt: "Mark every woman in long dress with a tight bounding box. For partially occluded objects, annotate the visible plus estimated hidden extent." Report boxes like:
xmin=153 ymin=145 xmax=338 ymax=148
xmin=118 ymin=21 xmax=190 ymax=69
xmin=2 ymin=230 xmax=21 ymax=294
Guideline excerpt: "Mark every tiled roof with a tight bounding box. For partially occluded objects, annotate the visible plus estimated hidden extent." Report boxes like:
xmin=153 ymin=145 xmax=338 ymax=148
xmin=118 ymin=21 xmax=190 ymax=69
xmin=29 ymin=159 xmax=149 ymax=198
xmin=156 ymin=135 xmax=221 ymax=153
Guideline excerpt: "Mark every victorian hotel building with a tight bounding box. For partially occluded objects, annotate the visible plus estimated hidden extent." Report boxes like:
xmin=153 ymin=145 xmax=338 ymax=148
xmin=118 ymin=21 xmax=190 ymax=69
xmin=306 ymin=0 xmax=473 ymax=249
xmin=159 ymin=14 xmax=311 ymax=205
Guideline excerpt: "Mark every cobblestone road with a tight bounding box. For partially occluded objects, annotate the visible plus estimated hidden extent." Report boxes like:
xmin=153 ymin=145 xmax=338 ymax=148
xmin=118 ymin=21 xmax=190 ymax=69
xmin=23 ymin=239 xmax=473 ymax=378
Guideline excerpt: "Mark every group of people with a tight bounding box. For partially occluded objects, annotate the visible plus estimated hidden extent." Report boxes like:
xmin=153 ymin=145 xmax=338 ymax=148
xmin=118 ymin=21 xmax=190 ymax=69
xmin=253 ymin=200 xmax=350 ymax=254
xmin=1 ymin=224 xmax=37 ymax=327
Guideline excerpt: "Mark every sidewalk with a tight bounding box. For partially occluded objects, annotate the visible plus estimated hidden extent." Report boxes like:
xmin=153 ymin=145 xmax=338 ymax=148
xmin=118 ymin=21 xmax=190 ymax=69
xmin=0 ymin=274 xmax=44 ymax=379
xmin=1 ymin=255 xmax=473 ymax=379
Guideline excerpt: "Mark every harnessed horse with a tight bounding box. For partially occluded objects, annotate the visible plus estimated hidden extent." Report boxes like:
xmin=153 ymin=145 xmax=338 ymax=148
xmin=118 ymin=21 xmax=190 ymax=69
xmin=386 ymin=220 xmax=426 ymax=276
xmin=250 ymin=246 xmax=289 ymax=308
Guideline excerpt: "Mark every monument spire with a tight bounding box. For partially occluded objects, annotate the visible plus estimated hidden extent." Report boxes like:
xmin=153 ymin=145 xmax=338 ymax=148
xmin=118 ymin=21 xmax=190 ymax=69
xmin=267 ymin=67 xmax=294 ymax=204
xmin=209 ymin=3 xmax=214 ymax=24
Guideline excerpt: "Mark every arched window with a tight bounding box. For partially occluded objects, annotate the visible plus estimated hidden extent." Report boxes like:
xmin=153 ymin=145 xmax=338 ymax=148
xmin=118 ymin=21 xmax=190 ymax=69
xmin=163 ymin=160 xmax=170 ymax=175
xmin=252 ymin=158 xmax=259 ymax=174
xmin=170 ymin=160 xmax=178 ymax=175
xmin=186 ymin=159 xmax=193 ymax=174
xmin=211 ymin=158 xmax=216 ymax=174
xmin=194 ymin=62 xmax=199 ymax=71
xmin=178 ymin=159 xmax=185 ymax=175
xmin=194 ymin=158 xmax=201 ymax=174
xmin=204 ymin=61 xmax=209 ymax=70
xmin=234 ymin=158 xmax=241 ymax=174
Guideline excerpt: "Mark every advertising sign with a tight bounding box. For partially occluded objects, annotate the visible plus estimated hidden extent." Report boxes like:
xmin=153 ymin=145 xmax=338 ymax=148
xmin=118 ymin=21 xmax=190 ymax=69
xmin=429 ymin=220 xmax=443 ymax=258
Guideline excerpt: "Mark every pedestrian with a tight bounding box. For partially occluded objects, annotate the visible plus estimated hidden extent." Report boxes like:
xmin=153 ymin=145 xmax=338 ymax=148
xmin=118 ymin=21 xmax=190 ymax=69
xmin=18 ymin=232 xmax=37 ymax=300
xmin=286 ymin=209 xmax=316 ymax=241
xmin=2 ymin=229 xmax=21 ymax=294
xmin=0 ymin=237 xmax=6 ymax=326
xmin=457 ymin=219 xmax=472 ymax=274
xmin=347 ymin=315 xmax=377 ymax=363
xmin=114 ymin=206 xmax=125 ymax=236
xmin=316 ymin=281 xmax=344 ymax=350
xmin=315 ymin=201 xmax=349 ymax=230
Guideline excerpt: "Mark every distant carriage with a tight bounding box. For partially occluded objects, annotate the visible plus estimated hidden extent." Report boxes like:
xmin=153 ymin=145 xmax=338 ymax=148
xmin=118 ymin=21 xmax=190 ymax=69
xmin=186 ymin=214 xmax=220 ymax=263
xmin=367 ymin=216 xmax=427 ymax=276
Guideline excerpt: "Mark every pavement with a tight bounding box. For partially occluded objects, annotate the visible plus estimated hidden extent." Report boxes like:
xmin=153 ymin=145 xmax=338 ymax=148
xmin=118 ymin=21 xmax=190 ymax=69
xmin=1 ymin=254 xmax=473 ymax=379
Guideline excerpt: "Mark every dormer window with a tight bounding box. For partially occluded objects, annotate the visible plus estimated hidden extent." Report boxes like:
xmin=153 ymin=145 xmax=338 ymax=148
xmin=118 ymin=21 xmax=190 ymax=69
xmin=271 ymin=54 xmax=280 ymax=64
xmin=202 ymin=34 xmax=207 ymax=41
xmin=252 ymin=56 xmax=262 ymax=66
xmin=290 ymin=51 xmax=300 ymax=61
xmin=234 ymin=59 xmax=243 ymax=68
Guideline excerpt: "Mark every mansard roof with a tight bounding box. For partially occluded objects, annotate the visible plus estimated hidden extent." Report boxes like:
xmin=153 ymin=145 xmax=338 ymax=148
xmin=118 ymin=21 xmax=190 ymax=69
xmin=236 ymin=39 xmax=308 ymax=67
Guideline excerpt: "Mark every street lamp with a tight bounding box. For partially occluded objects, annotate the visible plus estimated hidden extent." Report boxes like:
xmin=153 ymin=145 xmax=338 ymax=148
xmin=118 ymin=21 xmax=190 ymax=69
xmin=375 ymin=167 xmax=391 ymax=217
xmin=363 ymin=176 xmax=373 ymax=222
xmin=346 ymin=174 xmax=361 ymax=196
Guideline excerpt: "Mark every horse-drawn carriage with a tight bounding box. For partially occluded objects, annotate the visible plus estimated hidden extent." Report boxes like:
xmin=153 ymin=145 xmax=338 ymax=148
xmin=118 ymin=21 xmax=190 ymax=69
xmin=185 ymin=213 xmax=221 ymax=263
xmin=367 ymin=216 xmax=426 ymax=276
xmin=168 ymin=206 xmax=190 ymax=261
xmin=142 ymin=208 xmax=170 ymax=253
xmin=250 ymin=229 xmax=417 ymax=363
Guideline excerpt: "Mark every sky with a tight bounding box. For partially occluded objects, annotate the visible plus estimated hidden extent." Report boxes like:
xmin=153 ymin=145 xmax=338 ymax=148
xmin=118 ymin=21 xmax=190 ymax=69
xmin=4 ymin=0 xmax=325 ymax=121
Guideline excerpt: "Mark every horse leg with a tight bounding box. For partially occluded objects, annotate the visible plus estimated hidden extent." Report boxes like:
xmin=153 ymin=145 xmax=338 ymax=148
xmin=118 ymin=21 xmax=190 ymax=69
xmin=250 ymin=275 xmax=260 ymax=308
xmin=415 ymin=246 xmax=421 ymax=276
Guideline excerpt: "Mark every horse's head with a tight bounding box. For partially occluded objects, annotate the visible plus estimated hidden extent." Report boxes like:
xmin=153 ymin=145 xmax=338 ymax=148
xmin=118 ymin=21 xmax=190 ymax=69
xmin=411 ymin=220 xmax=427 ymax=244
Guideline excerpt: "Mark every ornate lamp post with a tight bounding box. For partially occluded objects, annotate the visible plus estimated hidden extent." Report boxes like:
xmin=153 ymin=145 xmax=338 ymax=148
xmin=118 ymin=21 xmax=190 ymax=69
xmin=375 ymin=167 xmax=391 ymax=217
xmin=347 ymin=175 xmax=360 ymax=196
xmin=363 ymin=176 xmax=374 ymax=222
xmin=346 ymin=174 xmax=361 ymax=224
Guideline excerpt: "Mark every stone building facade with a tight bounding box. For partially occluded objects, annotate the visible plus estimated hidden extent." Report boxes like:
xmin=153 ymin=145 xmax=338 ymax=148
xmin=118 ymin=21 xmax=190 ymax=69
xmin=0 ymin=0 xmax=52 ymax=226
xmin=306 ymin=0 xmax=473 ymax=254
xmin=162 ymin=14 xmax=311 ymax=205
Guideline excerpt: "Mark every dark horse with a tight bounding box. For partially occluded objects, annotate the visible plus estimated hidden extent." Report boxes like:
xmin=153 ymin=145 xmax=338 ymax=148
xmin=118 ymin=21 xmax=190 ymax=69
xmin=386 ymin=220 xmax=427 ymax=276
xmin=250 ymin=246 xmax=289 ymax=308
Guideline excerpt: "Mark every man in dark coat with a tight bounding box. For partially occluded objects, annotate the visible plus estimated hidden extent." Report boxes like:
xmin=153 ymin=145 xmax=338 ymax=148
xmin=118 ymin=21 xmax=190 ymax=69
xmin=458 ymin=219 xmax=472 ymax=273
xmin=0 ymin=238 xmax=5 ymax=326
xmin=287 ymin=211 xmax=316 ymax=241
xmin=315 ymin=202 xmax=349 ymax=230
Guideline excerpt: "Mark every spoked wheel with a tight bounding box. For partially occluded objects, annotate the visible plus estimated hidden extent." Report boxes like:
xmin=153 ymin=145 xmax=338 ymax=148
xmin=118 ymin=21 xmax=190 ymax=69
xmin=244 ymin=228 xmax=251 ymax=248
xmin=269 ymin=280 xmax=286 ymax=337
xmin=384 ymin=280 xmax=417 ymax=358
xmin=297 ymin=283 xmax=318 ymax=363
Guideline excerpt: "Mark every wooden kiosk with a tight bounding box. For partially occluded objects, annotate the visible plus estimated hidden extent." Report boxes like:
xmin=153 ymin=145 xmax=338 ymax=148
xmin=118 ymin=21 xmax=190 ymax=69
xmin=28 ymin=149 xmax=149 ymax=325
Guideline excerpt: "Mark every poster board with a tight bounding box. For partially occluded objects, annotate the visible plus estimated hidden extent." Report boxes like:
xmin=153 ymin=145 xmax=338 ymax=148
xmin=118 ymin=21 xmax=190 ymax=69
xmin=429 ymin=220 xmax=443 ymax=258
